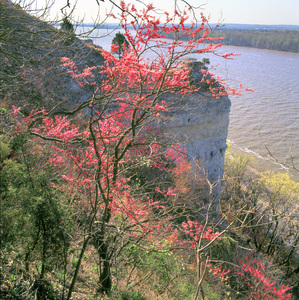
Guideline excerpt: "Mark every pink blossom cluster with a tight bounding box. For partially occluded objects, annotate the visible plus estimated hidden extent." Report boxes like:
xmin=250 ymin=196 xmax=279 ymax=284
xmin=210 ymin=257 xmax=292 ymax=300
xmin=180 ymin=218 xmax=220 ymax=248
xmin=61 ymin=57 xmax=97 ymax=88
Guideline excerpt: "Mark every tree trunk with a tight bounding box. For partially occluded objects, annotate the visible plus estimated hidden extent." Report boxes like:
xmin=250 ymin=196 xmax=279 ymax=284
xmin=66 ymin=237 xmax=90 ymax=300
xmin=93 ymin=232 xmax=112 ymax=293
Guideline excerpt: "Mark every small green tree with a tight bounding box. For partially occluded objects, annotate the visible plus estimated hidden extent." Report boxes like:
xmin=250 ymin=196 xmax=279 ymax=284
xmin=202 ymin=58 xmax=210 ymax=67
xmin=112 ymin=32 xmax=129 ymax=58
xmin=61 ymin=16 xmax=74 ymax=33
xmin=60 ymin=16 xmax=75 ymax=45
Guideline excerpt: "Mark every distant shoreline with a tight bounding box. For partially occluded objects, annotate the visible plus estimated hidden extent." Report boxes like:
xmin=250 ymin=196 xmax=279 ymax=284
xmin=71 ymin=23 xmax=299 ymax=53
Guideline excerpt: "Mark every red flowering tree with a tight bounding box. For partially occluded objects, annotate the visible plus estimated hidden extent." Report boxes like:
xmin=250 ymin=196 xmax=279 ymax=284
xmin=209 ymin=254 xmax=292 ymax=299
xmin=8 ymin=1 xmax=255 ymax=298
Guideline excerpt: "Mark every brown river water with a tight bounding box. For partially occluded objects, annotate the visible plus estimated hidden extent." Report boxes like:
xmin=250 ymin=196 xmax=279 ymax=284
xmin=202 ymin=46 xmax=299 ymax=181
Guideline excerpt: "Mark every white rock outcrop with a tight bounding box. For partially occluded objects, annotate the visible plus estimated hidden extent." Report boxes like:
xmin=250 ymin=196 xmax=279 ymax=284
xmin=159 ymin=91 xmax=231 ymax=196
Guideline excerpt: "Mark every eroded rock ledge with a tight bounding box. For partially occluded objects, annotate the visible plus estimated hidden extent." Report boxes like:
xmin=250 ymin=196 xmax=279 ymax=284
xmin=159 ymin=61 xmax=231 ymax=196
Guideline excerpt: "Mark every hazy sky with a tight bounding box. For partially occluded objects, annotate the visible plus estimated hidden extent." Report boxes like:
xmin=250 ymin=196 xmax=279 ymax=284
xmin=46 ymin=0 xmax=299 ymax=25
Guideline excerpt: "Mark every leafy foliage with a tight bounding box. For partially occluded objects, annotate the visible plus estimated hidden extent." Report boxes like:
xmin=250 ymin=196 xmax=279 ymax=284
xmin=61 ymin=16 xmax=74 ymax=33
xmin=0 ymin=127 xmax=70 ymax=298
xmin=112 ymin=32 xmax=129 ymax=58
xmin=60 ymin=16 xmax=75 ymax=45
xmin=222 ymin=148 xmax=298 ymax=297
xmin=257 ymin=170 xmax=299 ymax=200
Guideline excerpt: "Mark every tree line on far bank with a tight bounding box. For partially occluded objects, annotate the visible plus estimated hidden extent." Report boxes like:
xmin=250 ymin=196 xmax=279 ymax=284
xmin=210 ymin=29 xmax=299 ymax=53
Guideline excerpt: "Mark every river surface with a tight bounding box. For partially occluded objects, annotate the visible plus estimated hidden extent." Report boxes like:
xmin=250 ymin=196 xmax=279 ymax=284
xmin=81 ymin=27 xmax=299 ymax=181
xmin=205 ymin=46 xmax=299 ymax=181
xmin=202 ymin=46 xmax=299 ymax=181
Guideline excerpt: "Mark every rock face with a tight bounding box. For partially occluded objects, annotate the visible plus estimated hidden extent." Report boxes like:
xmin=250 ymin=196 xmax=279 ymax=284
xmin=160 ymin=86 xmax=231 ymax=196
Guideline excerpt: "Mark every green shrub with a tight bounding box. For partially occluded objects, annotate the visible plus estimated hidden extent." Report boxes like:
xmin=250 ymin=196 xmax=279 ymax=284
xmin=0 ymin=134 xmax=70 ymax=292
xmin=118 ymin=290 xmax=147 ymax=300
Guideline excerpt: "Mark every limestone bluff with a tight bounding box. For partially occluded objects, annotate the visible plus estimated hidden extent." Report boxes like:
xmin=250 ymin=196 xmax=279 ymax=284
xmin=159 ymin=91 xmax=230 ymax=196
xmin=158 ymin=60 xmax=230 ymax=196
